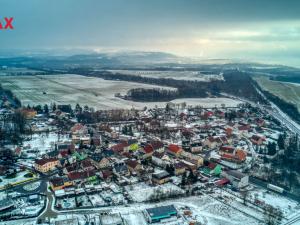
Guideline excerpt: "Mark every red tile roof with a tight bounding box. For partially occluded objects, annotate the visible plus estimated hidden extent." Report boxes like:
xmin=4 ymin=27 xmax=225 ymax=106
xmin=126 ymin=160 xmax=139 ymax=169
xmin=168 ymin=144 xmax=181 ymax=154
xmin=150 ymin=141 xmax=164 ymax=150
xmin=144 ymin=144 xmax=154 ymax=154
xmin=111 ymin=142 xmax=129 ymax=153
xmin=35 ymin=158 xmax=57 ymax=166
xmin=220 ymin=146 xmax=235 ymax=154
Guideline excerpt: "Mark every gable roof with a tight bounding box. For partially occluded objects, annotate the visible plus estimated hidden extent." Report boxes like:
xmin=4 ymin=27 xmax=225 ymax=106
xmin=35 ymin=158 xmax=57 ymax=166
xmin=150 ymin=141 xmax=164 ymax=150
xmin=144 ymin=144 xmax=154 ymax=154
xmin=168 ymin=144 xmax=181 ymax=154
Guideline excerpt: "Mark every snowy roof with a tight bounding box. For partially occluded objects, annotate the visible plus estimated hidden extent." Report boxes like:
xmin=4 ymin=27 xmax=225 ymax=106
xmin=100 ymin=213 xmax=123 ymax=225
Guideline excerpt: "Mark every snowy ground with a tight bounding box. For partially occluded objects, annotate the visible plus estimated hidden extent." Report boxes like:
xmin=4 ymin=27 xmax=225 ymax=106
xmin=21 ymin=133 xmax=69 ymax=157
xmin=3 ymin=190 xmax=298 ymax=225
xmin=250 ymin=188 xmax=300 ymax=219
xmin=0 ymin=170 xmax=34 ymax=188
xmin=125 ymin=182 xmax=184 ymax=202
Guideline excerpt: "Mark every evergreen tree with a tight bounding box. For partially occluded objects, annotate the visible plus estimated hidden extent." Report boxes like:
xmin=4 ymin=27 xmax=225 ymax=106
xmin=43 ymin=104 xmax=49 ymax=115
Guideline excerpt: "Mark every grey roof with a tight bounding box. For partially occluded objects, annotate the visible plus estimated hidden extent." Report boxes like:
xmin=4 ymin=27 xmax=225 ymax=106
xmin=152 ymin=171 xmax=170 ymax=179
xmin=226 ymin=170 xmax=247 ymax=179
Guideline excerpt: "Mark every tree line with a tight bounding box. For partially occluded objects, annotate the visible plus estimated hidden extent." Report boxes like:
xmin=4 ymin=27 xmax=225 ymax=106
xmin=68 ymin=68 xmax=267 ymax=103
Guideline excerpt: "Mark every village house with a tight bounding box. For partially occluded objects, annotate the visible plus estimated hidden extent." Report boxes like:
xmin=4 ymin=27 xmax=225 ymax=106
xmin=204 ymin=136 xmax=219 ymax=149
xmin=222 ymin=170 xmax=249 ymax=189
xmin=99 ymin=169 xmax=113 ymax=182
xmin=34 ymin=158 xmax=58 ymax=173
xmin=167 ymin=144 xmax=182 ymax=157
xmin=219 ymin=146 xmax=235 ymax=155
xmin=138 ymin=144 xmax=154 ymax=159
xmin=50 ymin=176 xmax=73 ymax=191
xmin=111 ymin=142 xmax=130 ymax=154
xmin=221 ymin=149 xmax=247 ymax=163
xmin=90 ymin=153 xmax=111 ymax=169
xmin=81 ymin=159 xmax=95 ymax=171
xmin=113 ymin=162 xmax=130 ymax=177
xmin=126 ymin=160 xmax=142 ymax=174
xmin=71 ymin=123 xmax=88 ymax=135
xmin=251 ymin=135 xmax=266 ymax=145
xmin=20 ymin=108 xmax=37 ymax=119
xmin=152 ymin=171 xmax=170 ymax=184
xmin=174 ymin=162 xmax=186 ymax=175
xmin=190 ymin=142 xmax=203 ymax=153
xmin=180 ymin=151 xmax=204 ymax=167
xmin=150 ymin=141 xmax=165 ymax=152
xmin=151 ymin=151 xmax=167 ymax=168
xmin=72 ymin=134 xmax=91 ymax=145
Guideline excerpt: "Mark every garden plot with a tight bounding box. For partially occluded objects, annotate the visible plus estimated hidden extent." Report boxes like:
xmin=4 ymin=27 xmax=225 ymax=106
xmin=89 ymin=194 xmax=106 ymax=207
xmin=57 ymin=197 xmax=76 ymax=209
xmin=125 ymin=182 xmax=184 ymax=202
xmin=122 ymin=211 xmax=148 ymax=225
xmin=76 ymin=195 xmax=92 ymax=207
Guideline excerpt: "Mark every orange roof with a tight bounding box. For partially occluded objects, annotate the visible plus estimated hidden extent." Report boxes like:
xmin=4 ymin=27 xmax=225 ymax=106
xmin=168 ymin=144 xmax=181 ymax=154
xmin=235 ymin=149 xmax=246 ymax=161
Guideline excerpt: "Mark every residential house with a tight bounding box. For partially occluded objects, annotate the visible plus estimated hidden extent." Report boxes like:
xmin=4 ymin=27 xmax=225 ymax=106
xmin=50 ymin=177 xmax=73 ymax=191
xmin=99 ymin=169 xmax=113 ymax=182
xmin=190 ymin=142 xmax=203 ymax=153
xmin=139 ymin=144 xmax=154 ymax=159
xmin=113 ymin=162 xmax=130 ymax=177
xmin=221 ymin=149 xmax=247 ymax=163
xmin=180 ymin=151 xmax=204 ymax=168
xmin=222 ymin=170 xmax=249 ymax=189
xmin=34 ymin=158 xmax=58 ymax=173
xmin=167 ymin=144 xmax=182 ymax=157
xmin=126 ymin=160 xmax=142 ymax=174
xmin=219 ymin=146 xmax=235 ymax=155
xmin=251 ymin=135 xmax=266 ymax=145
xmin=20 ymin=108 xmax=37 ymax=119
xmin=150 ymin=141 xmax=164 ymax=152
xmin=152 ymin=171 xmax=170 ymax=184
xmin=174 ymin=162 xmax=186 ymax=175
xmin=151 ymin=152 xmax=167 ymax=168
xmin=90 ymin=153 xmax=110 ymax=169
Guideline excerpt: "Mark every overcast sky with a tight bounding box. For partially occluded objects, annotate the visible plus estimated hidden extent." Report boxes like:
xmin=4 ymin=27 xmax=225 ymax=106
xmin=0 ymin=0 xmax=300 ymax=66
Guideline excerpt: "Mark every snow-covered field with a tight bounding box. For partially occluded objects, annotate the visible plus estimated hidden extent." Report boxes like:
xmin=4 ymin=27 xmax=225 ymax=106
xmin=0 ymin=74 xmax=241 ymax=110
xmin=0 ymin=74 xmax=174 ymax=110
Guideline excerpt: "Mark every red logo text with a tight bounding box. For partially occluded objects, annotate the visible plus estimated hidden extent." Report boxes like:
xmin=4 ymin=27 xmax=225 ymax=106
xmin=0 ymin=17 xmax=14 ymax=30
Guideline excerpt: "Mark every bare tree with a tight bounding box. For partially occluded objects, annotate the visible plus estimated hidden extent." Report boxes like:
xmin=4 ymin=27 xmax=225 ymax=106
xmin=240 ymin=189 xmax=249 ymax=205
xmin=263 ymin=204 xmax=283 ymax=225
